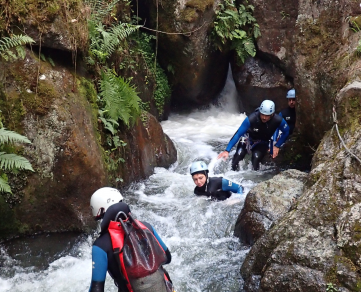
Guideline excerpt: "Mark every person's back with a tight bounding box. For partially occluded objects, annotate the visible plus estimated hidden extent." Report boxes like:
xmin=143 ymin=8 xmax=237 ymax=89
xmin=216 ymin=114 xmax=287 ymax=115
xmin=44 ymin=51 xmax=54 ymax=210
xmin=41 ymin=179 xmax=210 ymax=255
xmin=89 ymin=188 xmax=173 ymax=292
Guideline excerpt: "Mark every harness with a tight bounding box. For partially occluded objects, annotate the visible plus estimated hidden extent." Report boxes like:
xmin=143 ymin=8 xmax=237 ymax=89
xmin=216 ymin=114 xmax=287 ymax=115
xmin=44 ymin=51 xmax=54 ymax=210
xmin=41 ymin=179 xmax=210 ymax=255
xmin=108 ymin=212 xmax=174 ymax=292
xmin=237 ymin=133 xmax=268 ymax=155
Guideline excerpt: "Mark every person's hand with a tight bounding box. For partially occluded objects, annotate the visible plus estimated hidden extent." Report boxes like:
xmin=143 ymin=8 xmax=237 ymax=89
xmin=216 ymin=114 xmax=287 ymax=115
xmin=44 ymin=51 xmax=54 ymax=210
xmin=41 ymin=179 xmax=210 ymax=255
xmin=217 ymin=151 xmax=229 ymax=160
xmin=272 ymin=146 xmax=279 ymax=158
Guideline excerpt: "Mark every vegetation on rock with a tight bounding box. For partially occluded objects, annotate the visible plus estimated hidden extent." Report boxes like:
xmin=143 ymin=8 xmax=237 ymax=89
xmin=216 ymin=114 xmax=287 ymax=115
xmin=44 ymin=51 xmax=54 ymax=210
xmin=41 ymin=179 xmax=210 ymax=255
xmin=212 ymin=0 xmax=260 ymax=64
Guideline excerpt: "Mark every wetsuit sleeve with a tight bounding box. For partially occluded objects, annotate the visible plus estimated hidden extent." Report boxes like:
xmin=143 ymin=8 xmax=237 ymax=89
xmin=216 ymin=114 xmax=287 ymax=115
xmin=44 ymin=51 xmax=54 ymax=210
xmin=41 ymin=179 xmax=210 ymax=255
xmin=150 ymin=225 xmax=172 ymax=264
xmin=273 ymin=112 xmax=283 ymax=141
xmin=89 ymin=245 xmax=108 ymax=292
xmin=221 ymin=178 xmax=243 ymax=194
xmin=225 ymin=118 xmax=251 ymax=152
xmin=275 ymin=119 xmax=290 ymax=147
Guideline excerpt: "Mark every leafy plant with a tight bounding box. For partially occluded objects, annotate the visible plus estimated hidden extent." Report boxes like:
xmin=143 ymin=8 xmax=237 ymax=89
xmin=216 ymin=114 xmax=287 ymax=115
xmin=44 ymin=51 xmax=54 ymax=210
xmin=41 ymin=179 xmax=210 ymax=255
xmin=88 ymin=21 xmax=140 ymax=64
xmin=326 ymin=283 xmax=339 ymax=292
xmin=134 ymin=33 xmax=171 ymax=115
xmin=0 ymin=35 xmax=35 ymax=61
xmin=99 ymin=69 xmax=141 ymax=127
xmin=212 ymin=0 xmax=260 ymax=64
xmin=0 ymin=127 xmax=34 ymax=193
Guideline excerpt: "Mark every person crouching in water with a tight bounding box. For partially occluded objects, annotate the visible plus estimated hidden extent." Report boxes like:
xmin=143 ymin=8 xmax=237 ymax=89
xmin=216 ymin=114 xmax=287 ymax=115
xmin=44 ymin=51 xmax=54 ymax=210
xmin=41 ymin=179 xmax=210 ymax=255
xmin=190 ymin=161 xmax=243 ymax=201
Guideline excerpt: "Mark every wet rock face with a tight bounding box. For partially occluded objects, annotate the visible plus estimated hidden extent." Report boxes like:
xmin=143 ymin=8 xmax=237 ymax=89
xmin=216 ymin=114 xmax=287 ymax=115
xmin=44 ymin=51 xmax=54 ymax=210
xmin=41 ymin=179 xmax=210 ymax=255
xmin=247 ymin=0 xmax=299 ymax=74
xmin=234 ymin=169 xmax=307 ymax=246
xmin=117 ymin=112 xmax=177 ymax=184
xmin=240 ymin=80 xmax=361 ymax=291
xmin=232 ymin=57 xmax=293 ymax=114
xmin=142 ymin=0 xmax=229 ymax=107
xmin=0 ymin=51 xmax=107 ymax=238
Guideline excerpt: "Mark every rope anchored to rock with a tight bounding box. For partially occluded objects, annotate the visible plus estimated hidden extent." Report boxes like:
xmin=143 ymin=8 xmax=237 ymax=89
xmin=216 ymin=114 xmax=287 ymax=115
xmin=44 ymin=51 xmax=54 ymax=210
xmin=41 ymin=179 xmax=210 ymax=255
xmin=332 ymin=106 xmax=361 ymax=164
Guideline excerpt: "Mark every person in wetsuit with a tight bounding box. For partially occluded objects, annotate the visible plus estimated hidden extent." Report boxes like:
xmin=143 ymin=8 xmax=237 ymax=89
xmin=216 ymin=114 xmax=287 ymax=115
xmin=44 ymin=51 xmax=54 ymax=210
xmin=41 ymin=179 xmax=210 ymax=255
xmin=89 ymin=187 xmax=172 ymax=292
xmin=217 ymin=100 xmax=290 ymax=171
xmin=273 ymin=88 xmax=296 ymax=142
xmin=190 ymin=161 xmax=243 ymax=201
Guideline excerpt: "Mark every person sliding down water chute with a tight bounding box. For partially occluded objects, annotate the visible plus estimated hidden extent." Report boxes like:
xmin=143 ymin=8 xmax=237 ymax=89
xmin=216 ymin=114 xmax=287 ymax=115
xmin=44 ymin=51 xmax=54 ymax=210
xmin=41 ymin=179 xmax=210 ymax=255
xmin=89 ymin=187 xmax=175 ymax=292
xmin=190 ymin=161 xmax=243 ymax=201
xmin=217 ymin=100 xmax=290 ymax=171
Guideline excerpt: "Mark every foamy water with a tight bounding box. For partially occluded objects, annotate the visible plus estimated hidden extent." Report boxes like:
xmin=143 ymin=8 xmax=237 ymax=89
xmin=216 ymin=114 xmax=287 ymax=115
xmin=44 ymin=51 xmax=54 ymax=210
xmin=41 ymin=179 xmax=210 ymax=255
xmin=0 ymin=67 xmax=277 ymax=292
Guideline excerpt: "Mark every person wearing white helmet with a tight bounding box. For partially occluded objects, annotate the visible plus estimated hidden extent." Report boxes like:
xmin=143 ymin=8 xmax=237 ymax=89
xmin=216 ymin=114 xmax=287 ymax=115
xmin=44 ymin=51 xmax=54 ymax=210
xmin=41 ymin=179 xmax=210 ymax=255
xmin=190 ymin=161 xmax=243 ymax=200
xmin=217 ymin=100 xmax=290 ymax=170
xmin=89 ymin=187 xmax=173 ymax=292
xmin=273 ymin=88 xmax=296 ymax=142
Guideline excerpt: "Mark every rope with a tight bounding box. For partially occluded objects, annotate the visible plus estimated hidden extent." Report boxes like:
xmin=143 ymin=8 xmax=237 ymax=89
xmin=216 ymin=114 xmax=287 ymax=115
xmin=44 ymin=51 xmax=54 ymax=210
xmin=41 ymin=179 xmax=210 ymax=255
xmin=332 ymin=106 xmax=361 ymax=164
xmin=141 ymin=21 xmax=208 ymax=36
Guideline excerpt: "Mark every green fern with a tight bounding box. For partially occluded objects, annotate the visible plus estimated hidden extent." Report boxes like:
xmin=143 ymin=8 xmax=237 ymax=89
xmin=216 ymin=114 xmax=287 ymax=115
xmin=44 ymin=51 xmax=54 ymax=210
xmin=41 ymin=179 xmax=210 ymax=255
xmin=84 ymin=0 xmax=120 ymax=23
xmin=0 ymin=128 xmax=31 ymax=144
xmin=0 ymin=152 xmax=34 ymax=171
xmin=0 ymin=127 xmax=34 ymax=194
xmin=0 ymin=35 xmax=35 ymax=61
xmin=0 ymin=177 xmax=11 ymax=193
xmin=99 ymin=69 xmax=141 ymax=127
xmin=88 ymin=22 xmax=140 ymax=63
xmin=212 ymin=0 xmax=260 ymax=64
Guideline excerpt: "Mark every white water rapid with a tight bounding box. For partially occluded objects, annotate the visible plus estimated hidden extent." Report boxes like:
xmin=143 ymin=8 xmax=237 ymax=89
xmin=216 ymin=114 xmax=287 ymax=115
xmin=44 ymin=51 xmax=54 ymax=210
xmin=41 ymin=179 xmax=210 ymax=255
xmin=0 ymin=69 xmax=278 ymax=292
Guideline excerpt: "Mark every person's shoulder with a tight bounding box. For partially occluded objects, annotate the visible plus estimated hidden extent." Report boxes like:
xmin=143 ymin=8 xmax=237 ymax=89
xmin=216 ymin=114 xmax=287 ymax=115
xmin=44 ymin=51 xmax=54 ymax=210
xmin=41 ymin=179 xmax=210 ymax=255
xmin=248 ymin=111 xmax=259 ymax=123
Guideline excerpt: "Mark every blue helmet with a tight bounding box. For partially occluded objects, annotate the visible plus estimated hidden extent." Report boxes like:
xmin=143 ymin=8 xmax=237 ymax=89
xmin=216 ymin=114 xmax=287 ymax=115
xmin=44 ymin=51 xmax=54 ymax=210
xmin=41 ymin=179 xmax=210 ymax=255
xmin=190 ymin=161 xmax=208 ymax=175
xmin=286 ymin=89 xmax=296 ymax=98
xmin=259 ymin=100 xmax=275 ymax=115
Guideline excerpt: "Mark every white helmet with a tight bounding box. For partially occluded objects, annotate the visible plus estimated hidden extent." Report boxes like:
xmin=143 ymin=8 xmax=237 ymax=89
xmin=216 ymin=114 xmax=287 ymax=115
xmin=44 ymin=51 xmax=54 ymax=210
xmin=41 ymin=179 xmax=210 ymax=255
xmin=190 ymin=161 xmax=208 ymax=175
xmin=259 ymin=100 xmax=275 ymax=115
xmin=90 ymin=187 xmax=123 ymax=220
xmin=286 ymin=89 xmax=296 ymax=98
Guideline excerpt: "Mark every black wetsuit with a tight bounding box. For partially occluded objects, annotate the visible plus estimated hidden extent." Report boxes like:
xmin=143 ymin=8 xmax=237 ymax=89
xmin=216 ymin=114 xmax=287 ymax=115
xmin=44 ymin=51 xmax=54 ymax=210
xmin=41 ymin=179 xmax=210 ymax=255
xmin=280 ymin=107 xmax=296 ymax=135
xmin=226 ymin=111 xmax=289 ymax=171
xmin=194 ymin=177 xmax=232 ymax=201
xmin=89 ymin=203 xmax=171 ymax=292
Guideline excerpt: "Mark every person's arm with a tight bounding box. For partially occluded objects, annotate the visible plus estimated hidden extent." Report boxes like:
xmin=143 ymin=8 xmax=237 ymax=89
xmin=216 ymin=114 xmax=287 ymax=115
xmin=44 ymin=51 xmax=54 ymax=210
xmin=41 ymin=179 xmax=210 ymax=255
xmin=221 ymin=178 xmax=243 ymax=194
xmin=89 ymin=246 xmax=108 ymax=292
xmin=218 ymin=118 xmax=251 ymax=160
xmin=273 ymin=119 xmax=290 ymax=158
xmin=151 ymin=226 xmax=172 ymax=264
xmin=272 ymin=112 xmax=283 ymax=142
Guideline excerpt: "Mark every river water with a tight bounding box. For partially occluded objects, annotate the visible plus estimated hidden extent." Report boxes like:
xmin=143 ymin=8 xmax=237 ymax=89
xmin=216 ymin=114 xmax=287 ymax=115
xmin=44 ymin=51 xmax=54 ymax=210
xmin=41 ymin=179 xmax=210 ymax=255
xmin=0 ymin=71 xmax=278 ymax=292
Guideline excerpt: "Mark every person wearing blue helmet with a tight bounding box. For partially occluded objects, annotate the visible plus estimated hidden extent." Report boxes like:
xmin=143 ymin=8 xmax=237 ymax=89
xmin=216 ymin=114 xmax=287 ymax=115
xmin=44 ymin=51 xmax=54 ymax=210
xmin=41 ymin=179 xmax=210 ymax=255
xmin=217 ymin=100 xmax=290 ymax=171
xmin=190 ymin=161 xmax=243 ymax=201
xmin=273 ymin=89 xmax=296 ymax=143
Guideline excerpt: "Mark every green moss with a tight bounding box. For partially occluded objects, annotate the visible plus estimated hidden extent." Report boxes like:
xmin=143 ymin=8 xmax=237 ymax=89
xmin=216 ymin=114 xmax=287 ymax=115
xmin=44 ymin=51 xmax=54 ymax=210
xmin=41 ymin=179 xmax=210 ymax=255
xmin=185 ymin=0 xmax=214 ymax=12
xmin=79 ymin=77 xmax=98 ymax=105
xmin=180 ymin=8 xmax=199 ymax=23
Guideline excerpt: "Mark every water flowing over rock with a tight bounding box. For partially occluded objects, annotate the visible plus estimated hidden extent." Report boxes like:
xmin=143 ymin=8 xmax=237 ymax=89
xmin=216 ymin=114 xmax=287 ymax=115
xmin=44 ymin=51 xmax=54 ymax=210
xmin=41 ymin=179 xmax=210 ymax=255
xmin=234 ymin=169 xmax=307 ymax=246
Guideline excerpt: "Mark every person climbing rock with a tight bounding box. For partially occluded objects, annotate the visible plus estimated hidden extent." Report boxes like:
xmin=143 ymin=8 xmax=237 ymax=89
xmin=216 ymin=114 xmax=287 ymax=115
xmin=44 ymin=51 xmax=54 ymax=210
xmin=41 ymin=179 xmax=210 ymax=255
xmin=217 ymin=100 xmax=290 ymax=171
xmin=190 ymin=161 xmax=243 ymax=201
xmin=273 ymin=88 xmax=297 ymax=142
xmin=89 ymin=187 xmax=174 ymax=292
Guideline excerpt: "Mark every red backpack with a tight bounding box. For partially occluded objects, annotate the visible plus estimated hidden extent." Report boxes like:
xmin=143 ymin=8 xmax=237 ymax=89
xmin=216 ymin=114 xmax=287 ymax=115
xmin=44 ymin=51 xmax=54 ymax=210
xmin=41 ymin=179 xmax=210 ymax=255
xmin=108 ymin=211 xmax=174 ymax=292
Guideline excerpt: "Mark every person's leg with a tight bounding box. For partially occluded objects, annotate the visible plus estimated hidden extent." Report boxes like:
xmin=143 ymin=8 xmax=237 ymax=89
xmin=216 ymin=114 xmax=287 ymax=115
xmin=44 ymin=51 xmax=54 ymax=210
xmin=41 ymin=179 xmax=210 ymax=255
xmin=251 ymin=143 xmax=269 ymax=170
xmin=232 ymin=142 xmax=247 ymax=171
